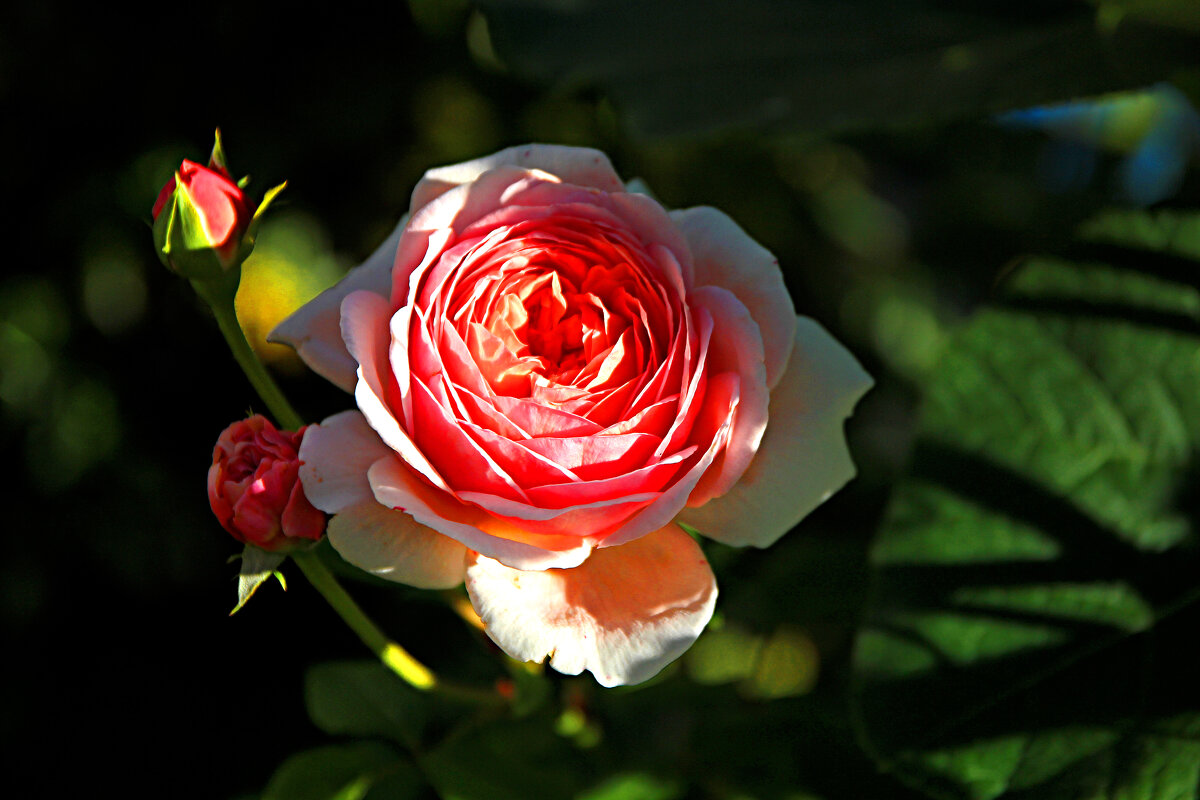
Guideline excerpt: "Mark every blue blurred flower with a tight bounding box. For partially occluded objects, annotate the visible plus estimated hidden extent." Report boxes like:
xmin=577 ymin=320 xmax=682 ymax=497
xmin=997 ymin=84 xmax=1200 ymax=206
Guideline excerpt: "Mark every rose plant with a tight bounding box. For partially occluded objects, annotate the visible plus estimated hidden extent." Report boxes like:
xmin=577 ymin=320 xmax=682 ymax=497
xmin=272 ymin=144 xmax=871 ymax=686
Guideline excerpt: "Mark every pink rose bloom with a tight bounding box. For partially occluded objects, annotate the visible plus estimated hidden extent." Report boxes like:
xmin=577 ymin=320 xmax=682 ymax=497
xmin=272 ymin=145 xmax=871 ymax=686
xmin=208 ymin=415 xmax=326 ymax=551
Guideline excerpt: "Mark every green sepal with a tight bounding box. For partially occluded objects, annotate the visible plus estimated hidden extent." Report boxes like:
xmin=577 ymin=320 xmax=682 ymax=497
xmin=153 ymin=174 xmax=243 ymax=285
xmin=230 ymin=544 xmax=288 ymax=615
xmin=208 ymin=128 xmax=228 ymax=174
xmin=244 ymin=180 xmax=287 ymax=249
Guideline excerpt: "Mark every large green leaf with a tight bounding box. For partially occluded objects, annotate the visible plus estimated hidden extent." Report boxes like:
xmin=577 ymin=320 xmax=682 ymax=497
xmin=261 ymin=742 xmax=422 ymax=800
xmin=852 ymin=208 xmax=1200 ymax=799
xmin=422 ymin=711 xmax=596 ymax=800
xmin=475 ymin=0 xmax=1199 ymax=136
xmin=305 ymin=661 xmax=432 ymax=748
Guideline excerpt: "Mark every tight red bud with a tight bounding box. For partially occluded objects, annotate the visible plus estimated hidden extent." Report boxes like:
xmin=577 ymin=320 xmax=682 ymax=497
xmin=208 ymin=415 xmax=326 ymax=552
xmin=153 ymin=159 xmax=254 ymax=278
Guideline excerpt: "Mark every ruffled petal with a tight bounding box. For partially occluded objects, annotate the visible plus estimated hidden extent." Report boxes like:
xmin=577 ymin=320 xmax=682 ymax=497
xmin=327 ymin=500 xmax=467 ymax=589
xmin=680 ymin=317 xmax=872 ymax=547
xmin=685 ymin=285 xmax=769 ymax=506
xmin=465 ymin=523 xmax=717 ymax=687
xmin=269 ymin=217 xmax=405 ymax=392
xmin=410 ymin=144 xmax=625 ymax=212
xmin=368 ymin=456 xmax=596 ymax=571
xmin=298 ymin=410 xmax=392 ymax=514
xmin=671 ymin=206 xmax=797 ymax=389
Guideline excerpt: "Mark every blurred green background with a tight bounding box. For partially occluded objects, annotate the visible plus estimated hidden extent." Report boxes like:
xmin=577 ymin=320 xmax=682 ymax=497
xmin=2 ymin=1 xmax=1198 ymax=798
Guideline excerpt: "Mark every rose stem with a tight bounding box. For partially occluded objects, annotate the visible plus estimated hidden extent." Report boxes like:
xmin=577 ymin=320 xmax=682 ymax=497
xmin=193 ymin=279 xmax=304 ymax=432
xmin=293 ymin=551 xmax=504 ymax=704
xmin=198 ymin=281 xmax=504 ymax=705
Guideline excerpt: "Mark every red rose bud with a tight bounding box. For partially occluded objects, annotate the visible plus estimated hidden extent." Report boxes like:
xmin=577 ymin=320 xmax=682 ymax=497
xmin=208 ymin=415 xmax=326 ymax=552
xmin=151 ymin=130 xmax=284 ymax=289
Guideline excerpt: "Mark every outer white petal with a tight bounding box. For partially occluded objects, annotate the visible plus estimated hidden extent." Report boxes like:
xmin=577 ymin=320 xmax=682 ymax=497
xmin=671 ymin=206 xmax=797 ymax=389
xmin=679 ymin=317 xmax=872 ymax=547
xmin=410 ymin=144 xmax=626 ymax=212
xmin=326 ymin=500 xmax=467 ymax=589
xmin=298 ymin=410 xmax=392 ymax=514
xmin=268 ymin=218 xmax=405 ymax=392
xmin=465 ymin=524 xmax=717 ymax=687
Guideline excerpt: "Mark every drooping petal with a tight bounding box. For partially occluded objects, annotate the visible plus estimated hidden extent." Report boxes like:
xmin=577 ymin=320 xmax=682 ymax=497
xmin=410 ymin=144 xmax=626 ymax=212
xmin=269 ymin=218 xmax=406 ymax=392
xmin=327 ymin=500 xmax=467 ymax=589
xmin=679 ymin=317 xmax=872 ymax=547
xmin=671 ymin=206 xmax=797 ymax=389
xmin=465 ymin=523 xmax=717 ymax=687
xmin=298 ymin=410 xmax=392 ymax=514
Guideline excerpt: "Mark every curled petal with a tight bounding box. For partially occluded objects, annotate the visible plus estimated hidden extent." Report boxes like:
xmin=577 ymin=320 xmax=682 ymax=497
xmin=686 ymin=286 xmax=769 ymax=506
xmin=671 ymin=206 xmax=797 ymax=389
xmin=680 ymin=317 xmax=872 ymax=547
xmin=465 ymin=523 xmax=717 ymax=687
xmin=298 ymin=410 xmax=392 ymax=514
xmin=270 ymin=218 xmax=406 ymax=392
xmin=410 ymin=144 xmax=625 ymax=212
xmin=368 ymin=456 xmax=596 ymax=571
xmin=327 ymin=500 xmax=467 ymax=589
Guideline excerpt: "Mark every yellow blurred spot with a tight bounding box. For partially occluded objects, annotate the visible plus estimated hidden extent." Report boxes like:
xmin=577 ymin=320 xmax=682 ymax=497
xmin=234 ymin=211 xmax=345 ymax=373
xmin=744 ymin=626 xmax=820 ymax=699
xmin=555 ymin=707 xmax=587 ymax=737
xmin=381 ymin=642 xmax=437 ymax=690
xmin=686 ymin=625 xmax=763 ymax=685
xmin=448 ymin=591 xmax=487 ymax=631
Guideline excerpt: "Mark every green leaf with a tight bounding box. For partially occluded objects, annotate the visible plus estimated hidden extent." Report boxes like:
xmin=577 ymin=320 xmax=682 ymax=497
xmin=852 ymin=208 xmax=1200 ymax=799
xmin=261 ymin=742 xmax=420 ymax=800
xmin=305 ymin=661 xmax=431 ymax=748
xmin=423 ymin=712 xmax=596 ymax=800
xmin=475 ymin=0 xmax=1200 ymax=136
xmin=230 ymin=545 xmax=287 ymax=615
xmin=577 ymin=772 xmax=684 ymax=800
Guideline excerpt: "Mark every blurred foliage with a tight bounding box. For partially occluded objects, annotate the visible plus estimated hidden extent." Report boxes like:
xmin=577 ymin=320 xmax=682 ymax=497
xmin=476 ymin=0 xmax=1200 ymax=137
xmin=853 ymin=208 xmax=1200 ymax=798
xmin=2 ymin=0 xmax=1198 ymax=798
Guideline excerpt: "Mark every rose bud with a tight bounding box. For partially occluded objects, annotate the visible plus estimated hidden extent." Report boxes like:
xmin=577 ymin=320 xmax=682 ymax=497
xmin=151 ymin=130 xmax=284 ymax=290
xmin=208 ymin=415 xmax=326 ymax=551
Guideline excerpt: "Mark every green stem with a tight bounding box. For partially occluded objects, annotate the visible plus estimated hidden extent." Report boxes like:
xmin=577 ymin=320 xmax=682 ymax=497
xmin=195 ymin=277 xmax=501 ymax=706
xmin=197 ymin=280 xmax=304 ymax=431
xmin=293 ymin=551 xmax=505 ymax=706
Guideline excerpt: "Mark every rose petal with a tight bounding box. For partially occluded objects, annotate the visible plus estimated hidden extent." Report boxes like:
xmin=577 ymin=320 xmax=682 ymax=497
xmin=671 ymin=206 xmax=797 ymax=389
xmin=269 ymin=217 xmax=405 ymax=392
xmin=410 ymin=144 xmax=625 ymax=212
xmin=465 ymin=523 xmax=717 ymax=687
xmin=601 ymin=371 xmax=738 ymax=548
xmin=679 ymin=317 xmax=872 ymax=547
xmin=298 ymin=410 xmax=392 ymax=514
xmin=685 ymin=286 xmax=769 ymax=506
xmin=368 ymin=456 xmax=596 ymax=571
xmin=327 ymin=500 xmax=467 ymax=589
